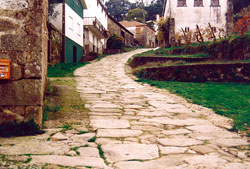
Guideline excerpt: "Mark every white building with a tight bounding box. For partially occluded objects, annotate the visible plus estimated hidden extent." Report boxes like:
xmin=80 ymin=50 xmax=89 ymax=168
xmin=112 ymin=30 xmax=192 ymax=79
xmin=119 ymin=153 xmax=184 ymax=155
xmin=83 ymin=0 xmax=109 ymax=56
xmin=49 ymin=0 xmax=87 ymax=63
xmin=163 ymin=0 xmax=233 ymax=44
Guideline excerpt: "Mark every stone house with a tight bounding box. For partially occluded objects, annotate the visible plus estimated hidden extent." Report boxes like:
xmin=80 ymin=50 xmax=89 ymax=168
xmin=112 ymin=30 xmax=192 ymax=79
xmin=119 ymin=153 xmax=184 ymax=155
xmin=0 ymin=0 xmax=48 ymax=127
xmin=162 ymin=0 xmax=234 ymax=45
xmin=107 ymin=15 xmax=134 ymax=47
xmin=120 ymin=21 xmax=156 ymax=47
xmin=49 ymin=0 xmax=87 ymax=63
xmin=83 ymin=0 xmax=109 ymax=56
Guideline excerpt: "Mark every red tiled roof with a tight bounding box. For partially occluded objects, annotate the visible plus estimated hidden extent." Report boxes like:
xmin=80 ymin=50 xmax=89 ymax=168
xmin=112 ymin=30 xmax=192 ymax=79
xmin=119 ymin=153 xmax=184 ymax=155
xmin=119 ymin=21 xmax=146 ymax=28
xmin=119 ymin=20 xmax=155 ymax=32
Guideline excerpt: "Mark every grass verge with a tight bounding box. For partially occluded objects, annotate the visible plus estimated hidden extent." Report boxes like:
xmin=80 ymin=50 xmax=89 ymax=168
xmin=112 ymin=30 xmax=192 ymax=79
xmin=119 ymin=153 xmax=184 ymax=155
xmin=137 ymin=79 xmax=250 ymax=133
xmin=48 ymin=62 xmax=88 ymax=77
xmin=44 ymin=78 xmax=89 ymax=128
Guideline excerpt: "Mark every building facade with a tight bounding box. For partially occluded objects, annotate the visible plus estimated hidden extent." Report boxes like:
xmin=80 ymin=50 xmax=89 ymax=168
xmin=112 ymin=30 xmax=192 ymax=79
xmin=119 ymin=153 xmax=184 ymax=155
xmin=120 ymin=21 xmax=156 ymax=47
xmin=83 ymin=0 xmax=108 ymax=56
xmin=163 ymin=0 xmax=233 ymax=44
xmin=49 ymin=0 xmax=87 ymax=63
xmin=108 ymin=15 xmax=134 ymax=47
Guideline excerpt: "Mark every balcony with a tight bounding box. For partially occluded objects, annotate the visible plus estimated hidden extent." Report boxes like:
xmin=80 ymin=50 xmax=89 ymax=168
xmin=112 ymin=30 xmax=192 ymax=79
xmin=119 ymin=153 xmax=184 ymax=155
xmin=83 ymin=17 xmax=108 ymax=39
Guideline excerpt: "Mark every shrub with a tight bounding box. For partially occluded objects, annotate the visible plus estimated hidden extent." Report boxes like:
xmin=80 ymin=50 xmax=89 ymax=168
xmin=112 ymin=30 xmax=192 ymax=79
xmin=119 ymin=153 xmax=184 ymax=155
xmin=0 ymin=121 xmax=45 ymax=138
xmin=107 ymin=34 xmax=124 ymax=49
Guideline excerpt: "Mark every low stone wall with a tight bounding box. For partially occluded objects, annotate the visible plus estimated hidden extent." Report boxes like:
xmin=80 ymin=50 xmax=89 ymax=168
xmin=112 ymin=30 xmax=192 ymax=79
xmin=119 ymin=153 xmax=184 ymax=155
xmin=129 ymin=56 xmax=212 ymax=68
xmin=164 ymin=36 xmax=250 ymax=60
xmin=137 ymin=63 xmax=250 ymax=83
xmin=0 ymin=0 xmax=48 ymax=127
xmin=104 ymin=49 xmax=122 ymax=55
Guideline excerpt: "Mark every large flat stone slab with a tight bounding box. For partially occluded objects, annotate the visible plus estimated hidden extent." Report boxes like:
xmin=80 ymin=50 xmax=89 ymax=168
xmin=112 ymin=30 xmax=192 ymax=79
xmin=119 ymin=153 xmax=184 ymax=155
xmin=91 ymin=104 xmax=122 ymax=109
xmin=141 ymin=117 xmax=209 ymax=126
xmin=190 ymin=145 xmax=218 ymax=155
xmin=159 ymin=146 xmax=187 ymax=155
xmin=158 ymin=138 xmax=203 ymax=147
xmin=184 ymin=154 xmax=227 ymax=165
xmin=31 ymin=155 xmax=106 ymax=168
xmin=102 ymin=144 xmax=159 ymax=163
xmin=137 ymin=111 xmax=170 ymax=117
xmin=186 ymin=125 xmax=225 ymax=133
xmin=90 ymin=119 xmax=130 ymax=129
xmin=78 ymin=147 xmax=100 ymax=157
xmin=149 ymin=101 xmax=191 ymax=113
xmin=0 ymin=141 xmax=69 ymax=155
xmin=50 ymin=133 xmax=68 ymax=141
xmin=97 ymin=129 xmax=143 ymax=137
xmin=211 ymin=138 xmax=249 ymax=147
xmin=113 ymin=155 xmax=187 ymax=169
xmin=96 ymin=138 xmax=123 ymax=145
xmin=188 ymin=131 xmax=240 ymax=140
xmin=162 ymin=129 xmax=192 ymax=135
xmin=71 ymin=133 xmax=96 ymax=142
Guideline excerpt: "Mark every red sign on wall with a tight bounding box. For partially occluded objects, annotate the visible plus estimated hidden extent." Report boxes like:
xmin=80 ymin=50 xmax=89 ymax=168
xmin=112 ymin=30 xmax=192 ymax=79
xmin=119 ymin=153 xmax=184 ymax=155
xmin=0 ymin=59 xmax=10 ymax=80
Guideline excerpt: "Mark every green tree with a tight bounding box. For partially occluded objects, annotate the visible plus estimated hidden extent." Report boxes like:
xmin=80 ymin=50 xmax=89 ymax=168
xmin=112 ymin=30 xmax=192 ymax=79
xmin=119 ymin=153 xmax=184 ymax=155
xmin=144 ymin=0 xmax=164 ymax=21
xmin=125 ymin=8 xmax=148 ymax=23
xmin=233 ymin=0 xmax=250 ymax=14
xmin=105 ymin=0 xmax=131 ymax=22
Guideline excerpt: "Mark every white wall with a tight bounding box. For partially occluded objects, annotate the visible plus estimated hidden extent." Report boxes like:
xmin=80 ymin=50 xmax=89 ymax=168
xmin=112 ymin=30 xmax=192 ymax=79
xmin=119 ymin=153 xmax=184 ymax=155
xmin=126 ymin=27 xmax=137 ymax=38
xmin=85 ymin=29 xmax=102 ymax=49
xmin=65 ymin=4 xmax=83 ymax=47
xmin=84 ymin=0 xmax=108 ymax=30
xmin=164 ymin=0 xmax=228 ymax=34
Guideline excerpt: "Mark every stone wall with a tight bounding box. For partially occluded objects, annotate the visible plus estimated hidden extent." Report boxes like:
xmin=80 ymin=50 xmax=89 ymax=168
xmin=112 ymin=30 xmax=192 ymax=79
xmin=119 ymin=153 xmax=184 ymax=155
xmin=0 ymin=0 xmax=48 ymax=127
xmin=162 ymin=36 xmax=250 ymax=60
xmin=48 ymin=23 xmax=62 ymax=65
xmin=137 ymin=63 xmax=250 ymax=83
xmin=129 ymin=56 xmax=211 ymax=68
xmin=108 ymin=16 xmax=134 ymax=47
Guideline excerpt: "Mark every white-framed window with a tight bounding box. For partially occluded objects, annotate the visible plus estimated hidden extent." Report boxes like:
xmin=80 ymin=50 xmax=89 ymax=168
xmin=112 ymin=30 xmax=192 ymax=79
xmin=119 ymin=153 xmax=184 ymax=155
xmin=185 ymin=27 xmax=189 ymax=32
xmin=69 ymin=16 xmax=73 ymax=30
xmin=194 ymin=0 xmax=203 ymax=7
xmin=77 ymin=23 xmax=81 ymax=36
xmin=177 ymin=0 xmax=186 ymax=7
xmin=211 ymin=0 xmax=220 ymax=7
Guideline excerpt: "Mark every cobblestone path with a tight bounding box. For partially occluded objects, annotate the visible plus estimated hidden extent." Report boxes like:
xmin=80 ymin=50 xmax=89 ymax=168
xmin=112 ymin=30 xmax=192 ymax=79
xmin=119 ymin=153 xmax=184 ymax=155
xmin=0 ymin=49 xmax=249 ymax=169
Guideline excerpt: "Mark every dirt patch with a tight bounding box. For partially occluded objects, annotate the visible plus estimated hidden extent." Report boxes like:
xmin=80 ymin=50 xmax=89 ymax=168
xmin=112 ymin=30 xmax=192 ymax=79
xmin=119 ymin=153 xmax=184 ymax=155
xmin=44 ymin=78 xmax=89 ymax=129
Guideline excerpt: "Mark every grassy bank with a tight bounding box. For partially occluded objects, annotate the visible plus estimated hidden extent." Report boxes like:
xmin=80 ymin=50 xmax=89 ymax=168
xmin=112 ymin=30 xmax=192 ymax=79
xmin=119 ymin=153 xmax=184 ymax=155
xmin=44 ymin=78 xmax=89 ymax=128
xmin=137 ymin=79 xmax=250 ymax=133
xmin=48 ymin=62 xmax=88 ymax=77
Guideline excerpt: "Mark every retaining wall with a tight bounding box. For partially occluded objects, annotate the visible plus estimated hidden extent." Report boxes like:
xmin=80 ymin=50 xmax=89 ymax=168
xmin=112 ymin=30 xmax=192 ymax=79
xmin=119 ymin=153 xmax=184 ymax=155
xmin=137 ymin=63 xmax=250 ymax=83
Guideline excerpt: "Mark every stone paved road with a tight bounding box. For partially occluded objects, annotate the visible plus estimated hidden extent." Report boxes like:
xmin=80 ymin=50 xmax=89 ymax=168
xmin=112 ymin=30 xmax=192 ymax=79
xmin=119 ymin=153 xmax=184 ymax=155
xmin=74 ymin=49 xmax=250 ymax=169
xmin=0 ymin=49 xmax=249 ymax=169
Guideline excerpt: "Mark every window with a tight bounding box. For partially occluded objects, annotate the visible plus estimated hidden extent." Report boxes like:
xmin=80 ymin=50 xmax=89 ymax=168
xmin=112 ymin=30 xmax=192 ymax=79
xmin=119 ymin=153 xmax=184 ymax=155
xmin=194 ymin=0 xmax=203 ymax=7
xmin=69 ymin=16 xmax=73 ymax=30
xmin=77 ymin=23 xmax=81 ymax=36
xmin=211 ymin=0 xmax=220 ymax=7
xmin=121 ymin=31 xmax=125 ymax=38
xmin=177 ymin=0 xmax=186 ymax=7
xmin=136 ymin=27 xmax=141 ymax=34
